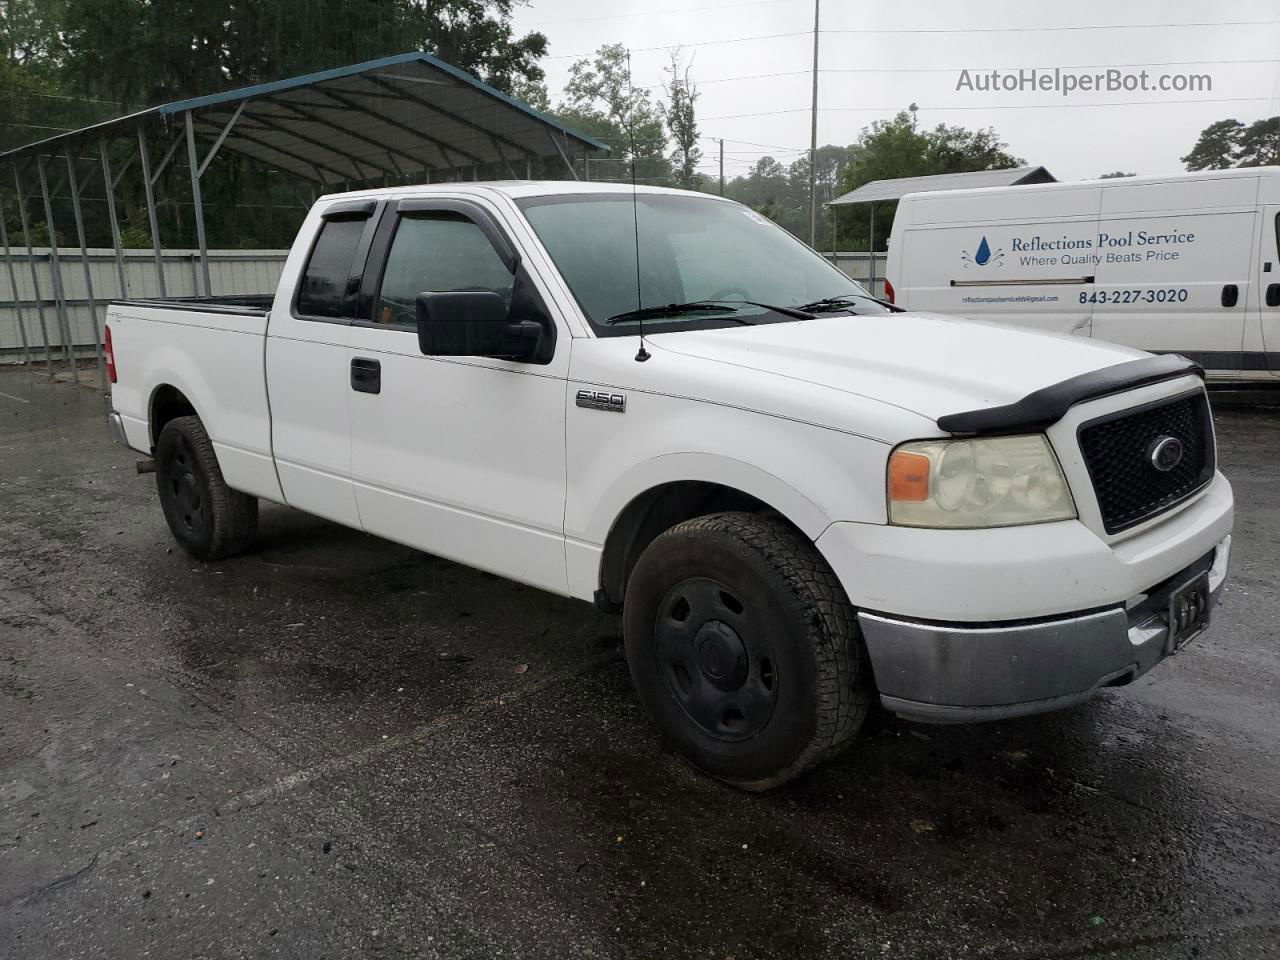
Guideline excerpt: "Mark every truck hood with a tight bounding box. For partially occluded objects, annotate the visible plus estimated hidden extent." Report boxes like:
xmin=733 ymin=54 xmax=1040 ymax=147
xmin=647 ymin=312 xmax=1147 ymax=424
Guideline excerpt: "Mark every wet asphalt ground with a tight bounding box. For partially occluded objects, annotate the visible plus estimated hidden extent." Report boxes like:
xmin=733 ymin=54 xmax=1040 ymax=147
xmin=1 ymin=367 xmax=1278 ymax=960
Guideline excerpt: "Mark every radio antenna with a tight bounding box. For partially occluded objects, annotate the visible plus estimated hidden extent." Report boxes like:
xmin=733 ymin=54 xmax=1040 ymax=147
xmin=627 ymin=47 xmax=650 ymax=362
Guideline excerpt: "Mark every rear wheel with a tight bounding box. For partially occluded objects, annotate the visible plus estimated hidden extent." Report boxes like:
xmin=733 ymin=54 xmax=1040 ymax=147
xmin=623 ymin=512 xmax=871 ymax=790
xmin=155 ymin=415 xmax=258 ymax=560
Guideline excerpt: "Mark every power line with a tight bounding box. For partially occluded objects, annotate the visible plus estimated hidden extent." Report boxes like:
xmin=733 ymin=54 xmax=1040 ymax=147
xmin=545 ymin=20 xmax=1280 ymax=61
xmin=523 ymin=0 xmax=786 ymax=28
xmin=546 ymin=31 xmax=808 ymax=59
xmin=822 ymin=19 xmax=1280 ymax=34
xmin=819 ymin=58 xmax=1280 ymax=73
xmin=703 ymin=95 xmax=1279 ymax=121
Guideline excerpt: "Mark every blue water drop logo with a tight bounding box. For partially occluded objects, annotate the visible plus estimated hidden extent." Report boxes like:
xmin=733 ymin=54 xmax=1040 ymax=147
xmin=974 ymin=235 xmax=992 ymax=266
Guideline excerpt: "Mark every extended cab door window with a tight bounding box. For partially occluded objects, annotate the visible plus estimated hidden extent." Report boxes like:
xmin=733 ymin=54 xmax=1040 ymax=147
xmin=295 ymin=201 xmax=380 ymax=321
xmin=374 ymin=213 xmax=515 ymax=328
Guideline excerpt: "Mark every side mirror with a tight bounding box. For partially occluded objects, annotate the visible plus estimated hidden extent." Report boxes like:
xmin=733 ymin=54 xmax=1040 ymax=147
xmin=415 ymin=291 xmax=541 ymax=361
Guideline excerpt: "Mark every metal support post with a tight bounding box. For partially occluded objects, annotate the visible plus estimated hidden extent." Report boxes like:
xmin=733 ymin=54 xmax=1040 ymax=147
xmin=65 ymin=154 xmax=106 ymax=387
xmin=137 ymin=129 xmax=167 ymax=297
xmin=12 ymin=165 xmax=54 ymax=374
xmin=36 ymin=154 xmax=76 ymax=371
xmin=99 ymin=140 xmax=130 ymax=297
xmin=0 ymin=192 xmax=33 ymax=368
xmin=185 ymin=111 xmax=212 ymax=297
xmin=807 ymin=0 xmax=820 ymax=246
xmin=867 ymin=203 xmax=876 ymax=295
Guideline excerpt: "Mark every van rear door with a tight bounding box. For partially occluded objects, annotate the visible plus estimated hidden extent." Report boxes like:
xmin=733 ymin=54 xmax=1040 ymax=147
xmin=1257 ymin=204 xmax=1280 ymax=378
xmin=894 ymin=183 xmax=1101 ymax=336
xmin=1089 ymin=176 xmax=1256 ymax=377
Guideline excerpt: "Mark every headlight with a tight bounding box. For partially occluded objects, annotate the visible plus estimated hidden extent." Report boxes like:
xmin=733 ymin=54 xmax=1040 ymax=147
xmin=887 ymin=434 xmax=1075 ymax=528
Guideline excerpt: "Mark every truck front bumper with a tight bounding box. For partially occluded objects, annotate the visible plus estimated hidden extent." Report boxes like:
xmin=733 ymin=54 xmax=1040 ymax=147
xmin=858 ymin=536 xmax=1230 ymax=723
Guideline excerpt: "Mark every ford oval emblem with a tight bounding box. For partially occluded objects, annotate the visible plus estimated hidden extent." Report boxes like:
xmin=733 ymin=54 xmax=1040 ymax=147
xmin=1147 ymin=435 xmax=1184 ymax=472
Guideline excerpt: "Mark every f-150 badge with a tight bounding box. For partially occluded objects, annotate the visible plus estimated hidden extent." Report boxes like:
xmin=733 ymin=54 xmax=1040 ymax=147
xmin=576 ymin=389 xmax=626 ymax=413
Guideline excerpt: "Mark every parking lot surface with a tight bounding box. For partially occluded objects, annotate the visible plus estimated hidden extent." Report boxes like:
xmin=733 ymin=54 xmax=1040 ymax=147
xmin=1 ymin=369 xmax=1278 ymax=959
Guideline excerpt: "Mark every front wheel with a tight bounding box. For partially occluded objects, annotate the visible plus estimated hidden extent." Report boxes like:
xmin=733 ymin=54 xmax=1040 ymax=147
xmin=155 ymin=415 xmax=258 ymax=560
xmin=623 ymin=512 xmax=872 ymax=790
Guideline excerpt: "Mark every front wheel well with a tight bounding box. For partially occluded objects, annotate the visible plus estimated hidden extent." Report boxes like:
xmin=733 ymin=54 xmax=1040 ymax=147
xmin=149 ymin=384 xmax=197 ymax=449
xmin=598 ymin=481 xmax=797 ymax=612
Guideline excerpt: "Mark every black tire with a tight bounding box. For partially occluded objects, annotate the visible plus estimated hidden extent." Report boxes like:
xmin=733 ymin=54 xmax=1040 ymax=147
xmin=155 ymin=415 xmax=258 ymax=560
xmin=623 ymin=511 xmax=872 ymax=790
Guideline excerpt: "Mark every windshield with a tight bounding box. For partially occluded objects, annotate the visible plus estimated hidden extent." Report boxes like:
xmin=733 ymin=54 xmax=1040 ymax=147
xmin=517 ymin=193 xmax=888 ymax=335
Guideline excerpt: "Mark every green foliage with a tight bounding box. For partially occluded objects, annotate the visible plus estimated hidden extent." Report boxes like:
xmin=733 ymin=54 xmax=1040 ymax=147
xmin=713 ymin=107 xmax=1022 ymax=251
xmin=661 ymin=49 xmax=702 ymax=190
xmin=118 ymin=224 xmax=153 ymax=249
xmin=557 ymin=42 xmax=669 ymax=178
xmin=715 ymin=145 xmax=856 ymax=250
xmin=1182 ymin=117 xmax=1278 ymax=170
xmin=1235 ymin=117 xmax=1280 ymax=168
xmin=1098 ymin=171 xmax=1136 ymax=178
xmin=55 ymin=0 xmax=548 ymax=108
xmin=830 ymin=106 xmax=1023 ymax=251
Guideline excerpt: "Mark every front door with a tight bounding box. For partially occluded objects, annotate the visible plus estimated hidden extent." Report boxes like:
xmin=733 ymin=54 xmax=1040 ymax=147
xmin=345 ymin=197 xmax=570 ymax=595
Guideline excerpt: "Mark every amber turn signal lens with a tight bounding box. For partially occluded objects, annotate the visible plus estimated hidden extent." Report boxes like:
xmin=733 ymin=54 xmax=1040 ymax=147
xmin=888 ymin=450 xmax=930 ymax=502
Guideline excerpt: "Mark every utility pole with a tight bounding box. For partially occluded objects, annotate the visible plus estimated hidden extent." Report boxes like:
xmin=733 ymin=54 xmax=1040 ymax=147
xmin=719 ymin=139 xmax=725 ymax=195
xmin=808 ymin=0 xmax=820 ymax=247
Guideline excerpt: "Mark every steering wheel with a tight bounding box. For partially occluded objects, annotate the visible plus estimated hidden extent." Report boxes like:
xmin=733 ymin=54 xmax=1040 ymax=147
xmin=707 ymin=285 xmax=750 ymax=302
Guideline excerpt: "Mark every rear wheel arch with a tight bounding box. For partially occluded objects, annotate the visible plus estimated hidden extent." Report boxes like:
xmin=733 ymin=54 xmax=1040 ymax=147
xmin=148 ymin=383 xmax=197 ymax=450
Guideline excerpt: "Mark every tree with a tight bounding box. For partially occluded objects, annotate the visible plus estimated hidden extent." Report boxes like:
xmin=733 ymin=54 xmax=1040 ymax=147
xmin=1236 ymin=117 xmax=1280 ymax=168
xmin=556 ymin=42 xmax=670 ymax=182
xmin=55 ymin=0 xmax=550 ymax=109
xmin=1181 ymin=117 xmax=1278 ymax=171
xmin=832 ymin=107 xmax=1023 ymax=250
xmin=661 ymin=48 xmax=701 ymax=190
xmin=717 ymin=147 xmax=858 ymax=248
xmin=1182 ymin=119 xmax=1246 ymax=170
xmin=509 ymin=75 xmax=550 ymax=112
xmin=1098 ymin=171 xmax=1136 ymax=178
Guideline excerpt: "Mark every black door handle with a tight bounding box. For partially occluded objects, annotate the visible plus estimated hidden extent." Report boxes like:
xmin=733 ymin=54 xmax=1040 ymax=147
xmin=1221 ymin=283 xmax=1239 ymax=307
xmin=1267 ymin=283 xmax=1280 ymax=308
xmin=350 ymin=357 xmax=381 ymax=394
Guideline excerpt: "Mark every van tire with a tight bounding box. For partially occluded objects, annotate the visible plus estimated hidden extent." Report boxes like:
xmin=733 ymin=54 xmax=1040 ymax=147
xmin=155 ymin=415 xmax=258 ymax=560
xmin=623 ymin=512 xmax=871 ymax=790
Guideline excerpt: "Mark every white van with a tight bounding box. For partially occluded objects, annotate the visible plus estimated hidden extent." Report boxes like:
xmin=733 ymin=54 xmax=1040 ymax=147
xmin=884 ymin=167 xmax=1280 ymax=380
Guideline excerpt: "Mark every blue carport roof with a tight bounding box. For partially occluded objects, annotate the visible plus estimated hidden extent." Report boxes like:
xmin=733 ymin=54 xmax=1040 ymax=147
xmin=0 ymin=52 xmax=608 ymax=183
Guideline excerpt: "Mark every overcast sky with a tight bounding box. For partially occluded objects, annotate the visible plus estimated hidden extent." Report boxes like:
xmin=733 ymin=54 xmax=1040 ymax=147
xmin=510 ymin=0 xmax=1280 ymax=183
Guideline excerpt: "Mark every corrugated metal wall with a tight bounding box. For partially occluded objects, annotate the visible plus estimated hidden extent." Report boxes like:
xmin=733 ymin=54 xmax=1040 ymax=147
xmin=0 ymin=249 xmax=288 ymax=358
xmin=823 ymin=252 xmax=888 ymax=299
xmin=2 ymin=248 xmax=885 ymax=360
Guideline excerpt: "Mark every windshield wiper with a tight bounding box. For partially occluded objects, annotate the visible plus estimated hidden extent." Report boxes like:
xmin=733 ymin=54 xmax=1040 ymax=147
xmin=605 ymin=302 xmax=748 ymax=325
xmin=797 ymin=293 xmax=903 ymax=314
xmin=697 ymin=298 xmax=816 ymax=320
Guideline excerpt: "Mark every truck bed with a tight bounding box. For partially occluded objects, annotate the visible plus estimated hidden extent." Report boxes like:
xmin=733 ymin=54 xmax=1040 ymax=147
xmin=111 ymin=294 xmax=274 ymax=316
xmin=107 ymin=297 xmax=282 ymax=503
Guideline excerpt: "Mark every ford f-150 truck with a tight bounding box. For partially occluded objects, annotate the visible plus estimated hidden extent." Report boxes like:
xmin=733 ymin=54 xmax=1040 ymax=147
xmin=106 ymin=182 xmax=1234 ymax=790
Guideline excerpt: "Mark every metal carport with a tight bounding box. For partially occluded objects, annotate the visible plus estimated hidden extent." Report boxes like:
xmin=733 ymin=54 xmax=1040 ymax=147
xmin=0 ymin=52 xmax=608 ymax=382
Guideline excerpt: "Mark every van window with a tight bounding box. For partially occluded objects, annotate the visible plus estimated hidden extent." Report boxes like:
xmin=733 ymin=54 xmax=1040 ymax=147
xmin=375 ymin=213 xmax=514 ymax=328
xmin=296 ymin=217 xmax=368 ymax=319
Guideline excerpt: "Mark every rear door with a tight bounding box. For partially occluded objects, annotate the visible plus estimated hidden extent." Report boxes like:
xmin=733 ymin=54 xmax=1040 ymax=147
xmin=345 ymin=196 xmax=571 ymax=594
xmin=266 ymin=199 xmax=381 ymax=526
xmin=1090 ymin=177 xmax=1256 ymax=376
xmin=1258 ymin=204 xmax=1280 ymax=377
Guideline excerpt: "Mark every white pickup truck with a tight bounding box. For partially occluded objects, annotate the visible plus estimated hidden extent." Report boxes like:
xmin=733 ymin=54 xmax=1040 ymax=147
xmin=107 ymin=182 xmax=1234 ymax=789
